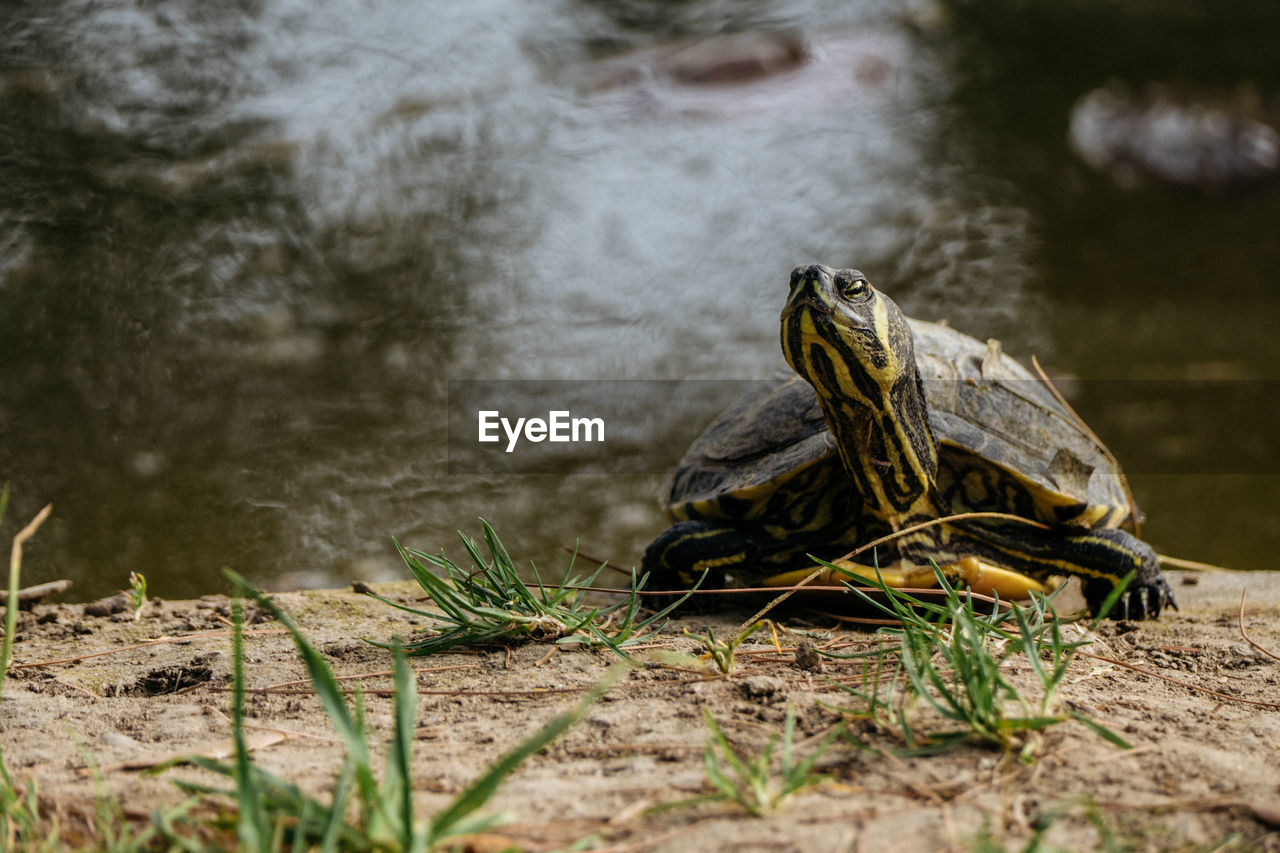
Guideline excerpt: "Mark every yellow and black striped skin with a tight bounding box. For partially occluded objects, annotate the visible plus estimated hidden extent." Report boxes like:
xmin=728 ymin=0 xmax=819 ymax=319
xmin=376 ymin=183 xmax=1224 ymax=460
xmin=641 ymin=264 xmax=1173 ymax=618
xmin=643 ymin=454 xmax=887 ymax=595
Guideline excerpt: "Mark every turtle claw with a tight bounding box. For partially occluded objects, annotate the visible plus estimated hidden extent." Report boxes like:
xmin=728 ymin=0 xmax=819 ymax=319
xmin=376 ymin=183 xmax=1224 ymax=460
xmin=1084 ymin=575 xmax=1177 ymax=621
xmin=1135 ymin=575 xmax=1178 ymax=620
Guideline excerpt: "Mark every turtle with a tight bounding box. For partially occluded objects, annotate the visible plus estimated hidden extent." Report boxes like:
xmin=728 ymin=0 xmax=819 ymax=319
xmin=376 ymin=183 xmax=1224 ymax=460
xmin=641 ymin=263 xmax=1175 ymax=619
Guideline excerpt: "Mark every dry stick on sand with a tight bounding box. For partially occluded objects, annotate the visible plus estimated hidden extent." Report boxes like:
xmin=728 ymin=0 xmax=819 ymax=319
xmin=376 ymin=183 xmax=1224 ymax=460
xmin=261 ymin=663 xmax=479 ymax=692
xmin=734 ymin=510 xmax=1049 ymax=636
xmin=1158 ymin=554 xmax=1233 ymax=572
xmin=218 ymin=683 xmax=596 ymax=698
xmin=1032 ymin=357 xmax=1236 ymax=574
xmin=1 ymin=503 xmax=53 ymax=697
xmin=0 ymin=579 xmax=72 ymax=606
xmin=1238 ymin=590 xmax=1280 ymax=663
xmin=11 ymin=628 xmax=288 ymax=671
xmin=1077 ymin=650 xmax=1280 ymax=711
xmin=8 ymin=505 xmax=52 ymax=571
xmin=1030 ymin=355 xmax=1142 ymax=535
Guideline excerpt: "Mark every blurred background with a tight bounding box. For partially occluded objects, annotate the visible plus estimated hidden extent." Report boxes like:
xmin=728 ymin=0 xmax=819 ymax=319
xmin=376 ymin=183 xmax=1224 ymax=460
xmin=2 ymin=0 xmax=1277 ymax=600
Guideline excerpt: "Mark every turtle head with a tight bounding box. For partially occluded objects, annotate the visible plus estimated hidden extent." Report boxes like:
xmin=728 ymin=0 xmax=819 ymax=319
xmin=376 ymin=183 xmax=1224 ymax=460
xmin=780 ymin=264 xmax=937 ymax=512
xmin=780 ymin=264 xmax=917 ymax=405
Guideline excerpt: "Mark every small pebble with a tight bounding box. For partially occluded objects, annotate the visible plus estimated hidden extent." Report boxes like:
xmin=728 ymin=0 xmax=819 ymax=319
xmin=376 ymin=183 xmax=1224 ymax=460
xmin=794 ymin=641 xmax=824 ymax=673
xmin=84 ymin=593 xmax=131 ymax=617
xmin=741 ymin=675 xmax=785 ymax=698
xmin=100 ymin=732 xmax=141 ymax=750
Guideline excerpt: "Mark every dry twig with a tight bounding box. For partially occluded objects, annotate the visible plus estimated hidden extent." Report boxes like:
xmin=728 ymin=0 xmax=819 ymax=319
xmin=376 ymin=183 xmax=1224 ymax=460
xmin=1238 ymin=590 xmax=1280 ymax=664
xmin=0 ymin=579 xmax=72 ymax=606
xmin=12 ymin=628 xmax=287 ymax=670
xmin=1078 ymin=650 xmax=1280 ymax=710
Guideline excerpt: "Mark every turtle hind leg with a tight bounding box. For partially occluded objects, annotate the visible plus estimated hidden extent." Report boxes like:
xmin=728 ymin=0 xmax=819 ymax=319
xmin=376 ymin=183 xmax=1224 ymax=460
xmin=944 ymin=557 xmax=1054 ymax=600
xmin=761 ymin=556 xmax=1052 ymax=601
xmin=762 ymin=561 xmax=939 ymax=590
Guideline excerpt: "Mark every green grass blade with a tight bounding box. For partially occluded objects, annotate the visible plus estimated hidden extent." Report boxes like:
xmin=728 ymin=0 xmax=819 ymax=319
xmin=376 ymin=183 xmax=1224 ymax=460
xmin=319 ymin=758 xmax=357 ymax=853
xmin=401 ymin=626 xmax=511 ymax=656
xmin=458 ymin=531 xmax=496 ymax=581
xmin=702 ymin=740 xmax=744 ymax=805
xmin=291 ymin=799 xmax=316 ymax=853
xmin=427 ymin=664 xmax=625 ymax=845
xmin=148 ymin=798 xmax=208 ymax=853
xmin=578 ymin=622 xmax=640 ymax=665
xmin=0 ymin=486 xmax=15 ymax=704
xmin=1070 ymin=712 xmax=1133 ymax=750
xmin=1088 ymin=572 xmax=1134 ymax=630
xmin=1013 ymin=604 xmax=1050 ymax=687
xmin=782 ymin=726 xmax=841 ymax=796
xmin=480 ymin=519 xmax=516 ymax=578
xmin=632 ymin=569 xmax=705 ymax=629
xmin=529 ymin=553 xmax=551 ymax=604
xmin=177 ymin=757 xmax=367 ymax=848
xmin=893 ymin=731 xmax=972 ymax=757
xmin=702 ymin=710 xmax=755 ymax=782
xmin=898 ymin=636 xmax=963 ymax=723
xmin=224 ymin=570 xmax=380 ymax=809
xmin=356 ymin=587 xmax=439 ymax=622
xmin=394 ymin=541 xmax=471 ymax=623
xmin=225 ymin=571 xmax=361 ymax=746
xmin=387 ymin=638 xmax=418 ymax=852
xmin=230 ymin=597 xmax=270 ymax=851
xmin=997 ymin=716 xmax=1064 ymax=732
xmin=387 ymin=524 xmax=679 ymax=660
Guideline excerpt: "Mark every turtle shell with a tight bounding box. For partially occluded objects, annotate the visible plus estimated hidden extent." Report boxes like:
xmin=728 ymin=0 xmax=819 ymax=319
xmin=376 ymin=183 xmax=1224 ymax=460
xmin=913 ymin=320 xmax=1134 ymax=530
xmin=663 ymin=372 xmax=837 ymax=522
xmin=664 ymin=318 xmax=1135 ymax=531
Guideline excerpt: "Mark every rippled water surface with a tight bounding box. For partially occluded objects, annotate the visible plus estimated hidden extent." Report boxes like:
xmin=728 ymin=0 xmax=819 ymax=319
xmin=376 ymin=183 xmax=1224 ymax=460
xmin=2 ymin=0 xmax=1277 ymax=599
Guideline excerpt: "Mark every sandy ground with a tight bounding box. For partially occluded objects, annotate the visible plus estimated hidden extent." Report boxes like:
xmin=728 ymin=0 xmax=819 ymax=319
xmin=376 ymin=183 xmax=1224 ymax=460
xmin=1 ymin=570 xmax=1278 ymax=852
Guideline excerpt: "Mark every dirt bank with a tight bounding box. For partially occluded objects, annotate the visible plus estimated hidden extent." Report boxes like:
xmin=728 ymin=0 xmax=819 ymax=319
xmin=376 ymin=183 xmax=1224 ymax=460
xmin=2 ymin=570 xmax=1278 ymax=851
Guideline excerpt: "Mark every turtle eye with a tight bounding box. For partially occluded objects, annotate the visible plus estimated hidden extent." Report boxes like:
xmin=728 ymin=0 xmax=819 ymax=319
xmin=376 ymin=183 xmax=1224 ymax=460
xmin=836 ymin=274 xmax=871 ymax=303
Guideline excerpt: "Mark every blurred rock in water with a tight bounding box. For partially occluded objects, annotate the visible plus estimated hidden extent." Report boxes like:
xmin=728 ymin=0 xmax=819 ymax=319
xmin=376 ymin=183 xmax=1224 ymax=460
xmin=1069 ymin=82 xmax=1279 ymax=192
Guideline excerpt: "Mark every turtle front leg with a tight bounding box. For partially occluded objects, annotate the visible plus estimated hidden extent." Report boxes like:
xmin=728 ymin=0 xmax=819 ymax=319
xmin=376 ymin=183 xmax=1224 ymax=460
xmin=639 ymin=519 xmax=736 ymax=612
xmin=640 ymin=518 xmax=844 ymax=613
xmin=948 ymin=523 xmax=1177 ymax=620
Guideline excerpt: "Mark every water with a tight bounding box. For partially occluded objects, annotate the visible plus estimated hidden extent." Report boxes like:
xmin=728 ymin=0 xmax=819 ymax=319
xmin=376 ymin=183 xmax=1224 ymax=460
xmin=1 ymin=0 xmax=1276 ymax=601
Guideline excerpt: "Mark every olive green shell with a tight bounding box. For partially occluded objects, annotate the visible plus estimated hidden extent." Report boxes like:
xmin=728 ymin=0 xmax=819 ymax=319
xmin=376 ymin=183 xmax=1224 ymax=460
xmin=664 ymin=319 xmax=1134 ymax=530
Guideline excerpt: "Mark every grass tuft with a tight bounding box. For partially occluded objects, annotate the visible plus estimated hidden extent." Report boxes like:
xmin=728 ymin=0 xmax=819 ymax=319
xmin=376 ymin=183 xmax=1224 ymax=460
xmin=698 ymin=706 xmax=839 ymax=817
xmin=373 ymin=520 xmax=693 ymax=658
xmin=823 ymin=560 xmax=1126 ymax=756
xmin=686 ymin=621 xmax=763 ymax=674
